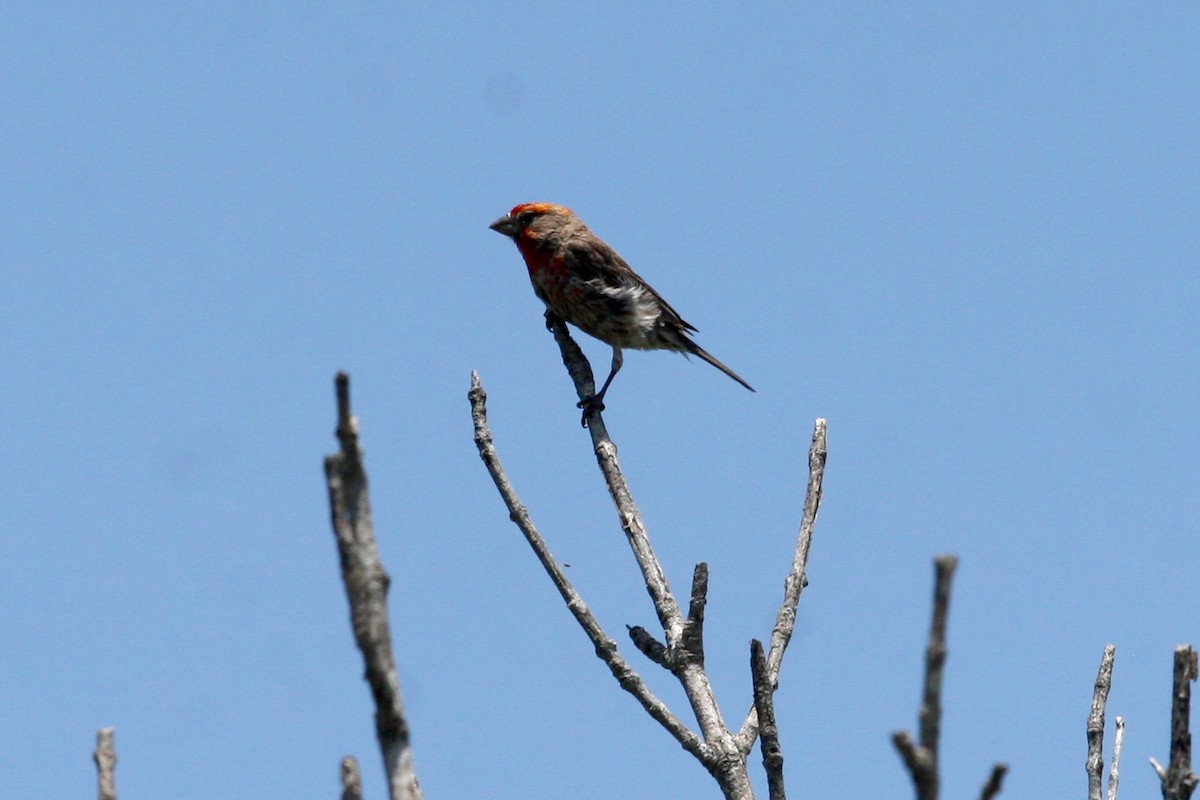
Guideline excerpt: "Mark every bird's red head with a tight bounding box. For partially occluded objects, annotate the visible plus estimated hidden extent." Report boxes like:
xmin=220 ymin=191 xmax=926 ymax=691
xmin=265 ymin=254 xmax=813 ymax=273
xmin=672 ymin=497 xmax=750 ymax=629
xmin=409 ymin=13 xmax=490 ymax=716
xmin=488 ymin=202 xmax=577 ymax=242
xmin=510 ymin=202 xmax=572 ymax=219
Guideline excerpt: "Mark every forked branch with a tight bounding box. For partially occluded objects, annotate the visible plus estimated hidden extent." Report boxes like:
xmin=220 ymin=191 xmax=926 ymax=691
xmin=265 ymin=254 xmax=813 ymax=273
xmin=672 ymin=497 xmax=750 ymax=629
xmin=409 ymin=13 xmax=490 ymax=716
xmin=1087 ymin=645 xmax=1117 ymax=800
xmin=736 ymin=418 xmax=826 ymax=752
xmin=1150 ymin=645 xmax=1198 ymax=800
xmin=468 ymin=372 xmax=703 ymax=759
xmin=892 ymin=555 xmax=1007 ymax=800
xmin=472 ymin=320 xmax=828 ymax=800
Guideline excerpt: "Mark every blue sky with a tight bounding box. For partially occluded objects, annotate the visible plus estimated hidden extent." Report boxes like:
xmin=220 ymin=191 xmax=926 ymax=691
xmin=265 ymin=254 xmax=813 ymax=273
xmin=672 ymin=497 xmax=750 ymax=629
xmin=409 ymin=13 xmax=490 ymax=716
xmin=3 ymin=4 xmax=1197 ymax=798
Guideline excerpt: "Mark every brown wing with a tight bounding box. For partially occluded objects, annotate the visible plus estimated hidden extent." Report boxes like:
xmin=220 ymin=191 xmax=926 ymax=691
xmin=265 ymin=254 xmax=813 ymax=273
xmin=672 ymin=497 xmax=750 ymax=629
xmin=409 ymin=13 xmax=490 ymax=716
xmin=562 ymin=233 xmax=699 ymax=334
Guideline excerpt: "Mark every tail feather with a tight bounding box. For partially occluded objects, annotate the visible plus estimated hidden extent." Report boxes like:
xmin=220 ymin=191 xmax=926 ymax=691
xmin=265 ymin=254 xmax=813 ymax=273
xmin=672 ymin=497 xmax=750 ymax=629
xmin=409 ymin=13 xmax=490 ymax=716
xmin=685 ymin=340 xmax=755 ymax=393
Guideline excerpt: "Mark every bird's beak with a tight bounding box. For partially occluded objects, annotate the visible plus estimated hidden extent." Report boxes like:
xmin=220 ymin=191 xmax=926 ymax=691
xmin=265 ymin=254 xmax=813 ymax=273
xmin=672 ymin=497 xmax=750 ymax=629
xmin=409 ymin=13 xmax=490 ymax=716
xmin=489 ymin=214 xmax=518 ymax=237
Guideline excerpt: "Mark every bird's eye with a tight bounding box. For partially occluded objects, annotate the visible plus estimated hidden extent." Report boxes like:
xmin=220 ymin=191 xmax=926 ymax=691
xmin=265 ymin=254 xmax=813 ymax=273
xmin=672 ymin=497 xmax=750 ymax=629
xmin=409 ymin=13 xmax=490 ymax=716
xmin=518 ymin=211 xmax=536 ymax=227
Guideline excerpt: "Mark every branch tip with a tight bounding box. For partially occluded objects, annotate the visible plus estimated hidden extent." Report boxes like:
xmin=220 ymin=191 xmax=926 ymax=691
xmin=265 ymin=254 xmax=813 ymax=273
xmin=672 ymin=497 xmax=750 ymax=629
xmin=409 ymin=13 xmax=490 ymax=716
xmin=978 ymin=763 xmax=1008 ymax=800
xmin=94 ymin=727 xmax=118 ymax=800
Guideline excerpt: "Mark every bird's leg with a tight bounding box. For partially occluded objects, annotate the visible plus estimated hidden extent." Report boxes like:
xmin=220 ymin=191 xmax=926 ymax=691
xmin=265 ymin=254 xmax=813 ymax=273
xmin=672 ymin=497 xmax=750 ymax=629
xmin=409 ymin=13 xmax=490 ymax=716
xmin=578 ymin=346 xmax=622 ymax=427
xmin=594 ymin=346 xmax=623 ymax=404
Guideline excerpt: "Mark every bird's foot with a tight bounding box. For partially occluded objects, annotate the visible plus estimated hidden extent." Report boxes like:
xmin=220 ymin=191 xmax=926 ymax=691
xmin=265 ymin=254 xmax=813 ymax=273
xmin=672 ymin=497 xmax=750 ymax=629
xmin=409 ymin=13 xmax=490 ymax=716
xmin=544 ymin=310 xmax=562 ymax=331
xmin=576 ymin=395 xmax=605 ymax=428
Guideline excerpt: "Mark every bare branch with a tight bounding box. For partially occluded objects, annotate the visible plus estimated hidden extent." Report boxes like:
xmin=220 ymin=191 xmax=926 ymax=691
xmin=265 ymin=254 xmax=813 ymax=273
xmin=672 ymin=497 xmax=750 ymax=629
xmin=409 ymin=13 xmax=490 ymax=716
xmin=1151 ymin=645 xmax=1198 ymax=800
xmin=736 ymin=418 xmax=827 ymax=750
xmin=1109 ymin=717 xmax=1125 ymax=800
xmin=1088 ymin=645 xmax=1117 ymax=800
xmin=765 ymin=418 xmax=827 ymax=678
xmin=920 ymin=555 xmax=956 ymax=754
xmin=545 ymin=317 xmax=686 ymax=645
xmin=542 ymin=321 xmax=749 ymax=769
xmin=468 ymin=371 xmax=704 ymax=759
xmin=892 ymin=554 xmax=959 ymax=800
xmin=497 ymin=321 xmax=776 ymax=799
xmin=628 ymin=624 xmax=670 ymax=668
xmin=751 ymin=639 xmax=787 ymax=800
xmin=682 ymin=563 xmax=709 ymax=666
xmin=978 ymin=763 xmax=1008 ymax=800
xmin=323 ymin=373 xmax=422 ymax=800
xmin=93 ymin=727 xmax=117 ymax=800
xmin=892 ymin=731 xmax=933 ymax=787
xmin=341 ymin=756 xmax=363 ymax=800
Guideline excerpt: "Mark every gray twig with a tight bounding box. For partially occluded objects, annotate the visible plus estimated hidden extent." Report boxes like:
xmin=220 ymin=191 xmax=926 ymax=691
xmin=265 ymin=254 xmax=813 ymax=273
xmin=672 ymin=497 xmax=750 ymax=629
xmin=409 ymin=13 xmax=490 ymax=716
xmin=920 ymin=557 xmax=955 ymax=756
xmin=978 ymin=763 xmax=1008 ymax=800
xmin=1150 ymin=645 xmax=1198 ymax=800
xmin=1109 ymin=717 xmax=1125 ymax=800
xmin=892 ymin=555 xmax=959 ymax=800
xmin=542 ymin=322 xmax=736 ymax=760
xmin=1088 ymin=645 xmax=1117 ymax=800
xmin=93 ymin=727 xmax=117 ymax=800
xmin=545 ymin=318 xmax=685 ymax=645
xmin=736 ymin=418 xmax=827 ymax=751
xmin=682 ymin=563 xmax=709 ymax=666
xmin=341 ymin=756 xmax=363 ymax=800
xmin=751 ymin=639 xmax=787 ymax=800
xmin=892 ymin=556 xmax=1003 ymax=800
xmin=628 ymin=624 xmax=670 ymax=668
xmin=323 ymin=373 xmax=422 ymax=800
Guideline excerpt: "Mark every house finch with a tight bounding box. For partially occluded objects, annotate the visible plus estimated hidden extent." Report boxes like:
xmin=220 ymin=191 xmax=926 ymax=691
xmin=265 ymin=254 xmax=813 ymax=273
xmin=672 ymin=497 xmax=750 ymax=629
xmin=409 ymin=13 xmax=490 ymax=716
xmin=489 ymin=203 xmax=754 ymax=419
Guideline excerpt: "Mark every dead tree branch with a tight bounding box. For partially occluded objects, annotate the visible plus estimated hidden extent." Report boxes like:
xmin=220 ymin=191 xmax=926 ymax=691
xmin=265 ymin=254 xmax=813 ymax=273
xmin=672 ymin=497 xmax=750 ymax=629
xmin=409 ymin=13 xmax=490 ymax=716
xmin=473 ymin=320 xmax=828 ymax=800
xmin=751 ymin=639 xmax=786 ymax=800
xmin=978 ymin=764 xmax=1008 ymax=800
xmin=1088 ymin=645 xmax=1117 ymax=800
xmin=93 ymin=727 xmax=117 ymax=800
xmin=892 ymin=555 xmax=957 ymax=800
xmin=468 ymin=372 xmax=703 ymax=758
xmin=892 ymin=555 xmax=1006 ymax=800
xmin=736 ymin=418 xmax=826 ymax=752
xmin=682 ymin=563 xmax=709 ymax=666
xmin=1150 ymin=645 xmax=1197 ymax=800
xmin=545 ymin=318 xmax=684 ymax=643
xmin=1109 ymin=717 xmax=1125 ymax=800
xmin=324 ymin=372 xmax=422 ymax=800
xmin=341 ymin=756 xmax=364 ymax=800
xmin=543 ymin=319 xmax=745 ymax=796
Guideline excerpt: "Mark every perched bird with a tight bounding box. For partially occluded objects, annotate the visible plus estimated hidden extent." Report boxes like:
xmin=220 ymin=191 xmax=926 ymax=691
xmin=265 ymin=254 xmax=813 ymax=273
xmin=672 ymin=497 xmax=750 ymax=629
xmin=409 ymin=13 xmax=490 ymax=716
xmin=489 ymin=202 xmax=753 ymax=419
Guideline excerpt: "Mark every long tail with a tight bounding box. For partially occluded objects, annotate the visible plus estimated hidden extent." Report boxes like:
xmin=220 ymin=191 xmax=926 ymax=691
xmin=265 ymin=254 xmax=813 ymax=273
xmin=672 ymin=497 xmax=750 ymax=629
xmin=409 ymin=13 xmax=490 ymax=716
xmin=685 ymin=340 xmax=755 ymax=393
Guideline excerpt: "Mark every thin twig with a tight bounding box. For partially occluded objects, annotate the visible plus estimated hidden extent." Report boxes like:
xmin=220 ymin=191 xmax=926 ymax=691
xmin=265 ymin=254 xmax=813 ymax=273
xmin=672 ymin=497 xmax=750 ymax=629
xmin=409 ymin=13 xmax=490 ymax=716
xmin=546 ymin=317 xmax=685 ymax=645
xmin=978 ymin=763 xmax=1008 ymax=800
xmin=1108 ymin=717 xmax=1124 ymax=800
xmin=751 ymin=639 xmax=787 ymax=800
xmin=341 ymin=756 xmax=363 ymax=800
xmin=628 ymin=624 xmax=670 ymax=668
xmin=892 ymin=731 xmax=931 ymax=790
xmin=93 ymin=727 xmax=117 ymax=800
xmin=323 ymin=373 xmax=422 ymax=800
xmin=468 ymin=371 xmax=704 ymax=759
xmin=517 ymin=322 xmax=771 ymax=799
xmin=920 ymin=556 xmax=956 ymax=755
xmin=544 ymin=320 xmax=746 ymax=768
xmin=682 ymin=563 xmax=709 ymax=666
xmin=1150 ymin=645 xmax=1198 ymax=800
xmin=736 ymin=418 xmax=827 ymax=751
xmin=892 ymin=554 xmax=959 ymax=800
xmin=1088 ymin=645 xmax=1117 ymax=800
